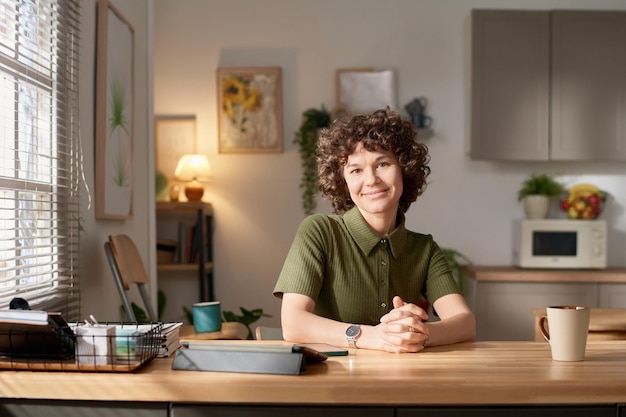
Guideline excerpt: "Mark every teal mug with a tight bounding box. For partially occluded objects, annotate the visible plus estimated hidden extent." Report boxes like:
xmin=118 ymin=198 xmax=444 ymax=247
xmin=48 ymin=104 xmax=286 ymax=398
xmin=192 ymin=301 xmax=222 ymax=333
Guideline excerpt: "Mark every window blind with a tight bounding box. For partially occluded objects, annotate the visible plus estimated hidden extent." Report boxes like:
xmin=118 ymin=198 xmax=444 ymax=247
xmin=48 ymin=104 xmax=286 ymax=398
xmin=0 ymin=0 xmax=81 ymax=320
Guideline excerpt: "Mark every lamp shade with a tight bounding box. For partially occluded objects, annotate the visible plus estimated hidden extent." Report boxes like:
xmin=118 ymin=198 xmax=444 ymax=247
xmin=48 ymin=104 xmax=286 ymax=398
xmin=174 ymin=154 xmax=212 ymax=201
xmin=174 ymin=154 xmax=212 ymax=181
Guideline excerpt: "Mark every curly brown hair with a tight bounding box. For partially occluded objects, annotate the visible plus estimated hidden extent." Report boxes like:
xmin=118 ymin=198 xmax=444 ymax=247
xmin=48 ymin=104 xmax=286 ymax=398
xmin=317 ymin=108 xmax=431 ymax=214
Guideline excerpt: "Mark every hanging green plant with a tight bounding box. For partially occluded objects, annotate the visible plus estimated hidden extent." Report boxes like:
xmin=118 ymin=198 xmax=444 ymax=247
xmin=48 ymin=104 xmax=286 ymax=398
xmin=294 ymin=106 xmax=331 ymax=215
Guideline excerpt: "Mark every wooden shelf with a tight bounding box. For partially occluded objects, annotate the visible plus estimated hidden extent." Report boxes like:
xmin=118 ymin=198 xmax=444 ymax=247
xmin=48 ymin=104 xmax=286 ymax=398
xmin=156 ymin=201 xmax=215 ymax=302
xmin=156 ymin=201 xmax=213 ymax=214
xmin=157 ymin=262 xmax=213 ymax=272
xmin=465 ymin=266 xmax=626 ymax=283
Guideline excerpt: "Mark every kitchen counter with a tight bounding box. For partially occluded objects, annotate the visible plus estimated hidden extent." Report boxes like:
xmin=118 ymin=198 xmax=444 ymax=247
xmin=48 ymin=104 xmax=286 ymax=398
xmin=1 ymin=340 xmax=626 ymax=409
xmin=465 ymin=265 xmax=626 ymax=283
xmin=464 ymin=266 xmax=626 ymax=341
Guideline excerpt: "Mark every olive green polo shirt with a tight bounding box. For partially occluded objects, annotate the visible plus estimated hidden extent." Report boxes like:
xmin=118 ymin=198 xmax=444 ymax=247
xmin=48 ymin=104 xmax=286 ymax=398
xmin=273 ymin=207 xmax=460 ymax=325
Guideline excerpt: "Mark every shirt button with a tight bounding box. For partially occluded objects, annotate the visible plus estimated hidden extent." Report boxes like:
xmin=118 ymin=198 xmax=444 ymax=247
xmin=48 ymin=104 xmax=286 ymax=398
xmin=381 ymin=302 xmax=387 ymax=308
xmin=380 ymin=239 xmax=386 ymax=243
xmin=381 ymin=260 xmax=387 ymax=266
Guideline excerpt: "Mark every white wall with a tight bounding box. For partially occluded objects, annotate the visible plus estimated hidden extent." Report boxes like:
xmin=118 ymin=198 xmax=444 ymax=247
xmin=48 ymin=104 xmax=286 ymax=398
xmin=79 ymin=0 xmax=155 ymax=322
xmin=149 ymin=0 xmax=626 ymax=327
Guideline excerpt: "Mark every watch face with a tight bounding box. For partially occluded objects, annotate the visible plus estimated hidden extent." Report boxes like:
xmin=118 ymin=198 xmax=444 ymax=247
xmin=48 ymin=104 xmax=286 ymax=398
xmin=346 ymin=324 xmax=360 ymax=337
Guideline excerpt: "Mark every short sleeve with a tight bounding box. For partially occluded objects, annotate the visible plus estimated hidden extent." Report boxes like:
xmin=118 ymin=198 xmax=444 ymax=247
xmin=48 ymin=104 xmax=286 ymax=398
xmin=273 ymin=215 xmax=330 ymax=300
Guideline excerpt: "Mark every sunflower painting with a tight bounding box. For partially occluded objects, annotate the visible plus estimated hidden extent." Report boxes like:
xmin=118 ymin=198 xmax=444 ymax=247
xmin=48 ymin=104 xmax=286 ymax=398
xmin=217 ymin=67 xmax=283 ymax=153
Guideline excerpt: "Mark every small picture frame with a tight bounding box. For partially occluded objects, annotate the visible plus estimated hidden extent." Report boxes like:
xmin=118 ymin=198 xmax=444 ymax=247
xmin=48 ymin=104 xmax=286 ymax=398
xmin=335 ymin=68 xmax=398 ymax=114
xmin=217 ymin=67 xmax=283 ymax=153
xmin=155 ymin=115 xmax=197 ymax=180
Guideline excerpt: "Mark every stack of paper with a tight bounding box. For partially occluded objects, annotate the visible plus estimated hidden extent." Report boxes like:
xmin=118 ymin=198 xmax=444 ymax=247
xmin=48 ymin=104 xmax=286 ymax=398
xmin=138 ymin=322 xmax=182 ymax=357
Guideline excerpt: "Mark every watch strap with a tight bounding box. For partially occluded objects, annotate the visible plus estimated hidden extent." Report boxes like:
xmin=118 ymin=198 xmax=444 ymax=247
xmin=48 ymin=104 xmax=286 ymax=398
xmin=347 ymin=337 xmax=357 ymax=348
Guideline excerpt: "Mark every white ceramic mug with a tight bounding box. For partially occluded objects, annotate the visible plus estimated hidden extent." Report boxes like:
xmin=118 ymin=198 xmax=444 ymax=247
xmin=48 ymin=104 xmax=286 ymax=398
xmin=539 ymin=306 xmax=591 ymax=361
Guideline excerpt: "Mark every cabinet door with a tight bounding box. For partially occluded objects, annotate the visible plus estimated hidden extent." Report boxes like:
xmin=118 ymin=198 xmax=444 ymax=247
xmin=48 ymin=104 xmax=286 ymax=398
xmin=598 ymin=284 xmax=626 ymax=308
xmin=470 ymin=281 xmax=598 ymax=341
xmin=471 ymin=10 xmax=550 ymax=160
xmin=551 ymin=11 xmax=626 ymax=160
xmin=0 ymin=400 xmax=168 ymax=417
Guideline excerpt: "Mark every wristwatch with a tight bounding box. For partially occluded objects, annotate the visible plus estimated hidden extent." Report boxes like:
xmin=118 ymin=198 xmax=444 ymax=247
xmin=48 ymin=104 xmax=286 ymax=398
xmin=345 ymin=324 xmax=361 ymax=348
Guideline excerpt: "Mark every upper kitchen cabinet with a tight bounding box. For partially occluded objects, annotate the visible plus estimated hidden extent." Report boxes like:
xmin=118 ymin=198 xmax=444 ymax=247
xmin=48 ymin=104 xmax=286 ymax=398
xmin=471 ymin=10 xmax=626 ymax=161
xmin=471 ymin=11 xmax=550 ymax=160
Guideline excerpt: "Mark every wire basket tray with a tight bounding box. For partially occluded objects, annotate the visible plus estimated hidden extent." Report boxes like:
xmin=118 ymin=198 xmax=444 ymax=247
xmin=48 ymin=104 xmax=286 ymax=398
xmin=0 ymin=322 xmax=163 ymax=372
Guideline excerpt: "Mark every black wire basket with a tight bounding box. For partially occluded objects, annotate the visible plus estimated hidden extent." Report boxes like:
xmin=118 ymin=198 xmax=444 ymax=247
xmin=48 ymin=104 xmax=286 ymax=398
xmin=0 ymin=321 xmax=163 ymax=372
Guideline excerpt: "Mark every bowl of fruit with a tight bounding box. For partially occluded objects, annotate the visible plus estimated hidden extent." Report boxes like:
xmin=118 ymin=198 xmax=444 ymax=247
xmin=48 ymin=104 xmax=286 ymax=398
xmin=559 ymin=183 xmax=606 ymax=220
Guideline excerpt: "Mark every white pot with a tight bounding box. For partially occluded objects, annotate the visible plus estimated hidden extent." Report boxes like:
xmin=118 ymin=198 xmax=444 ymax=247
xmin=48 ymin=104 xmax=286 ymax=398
xmin=523 ymin=195 xmax=550 ymax=219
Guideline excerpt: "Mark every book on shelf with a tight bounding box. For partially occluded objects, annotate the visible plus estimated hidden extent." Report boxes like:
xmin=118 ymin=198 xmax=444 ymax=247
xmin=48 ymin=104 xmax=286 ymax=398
xmin=189 ymin=222 xmax=202 ymax=264
xmin=175 ymin=220 xmax=200 ymax=264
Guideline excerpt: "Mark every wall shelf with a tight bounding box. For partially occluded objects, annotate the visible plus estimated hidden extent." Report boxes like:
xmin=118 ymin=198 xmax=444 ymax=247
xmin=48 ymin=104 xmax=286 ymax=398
xmin=157 ymin=262 xmax=213 ymax=272
xmin=156 ymin=201 xmax=214 ymax=302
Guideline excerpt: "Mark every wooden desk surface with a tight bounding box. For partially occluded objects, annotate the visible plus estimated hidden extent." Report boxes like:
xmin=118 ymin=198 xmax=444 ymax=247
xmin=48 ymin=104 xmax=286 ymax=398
xmin=2 ymin=340 xmax=626 ymax=406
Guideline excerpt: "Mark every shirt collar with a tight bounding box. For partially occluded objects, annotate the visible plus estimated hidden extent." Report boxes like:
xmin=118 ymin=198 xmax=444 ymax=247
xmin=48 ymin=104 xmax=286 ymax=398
xmin=343 ymin=207 xmax=407 ymax=258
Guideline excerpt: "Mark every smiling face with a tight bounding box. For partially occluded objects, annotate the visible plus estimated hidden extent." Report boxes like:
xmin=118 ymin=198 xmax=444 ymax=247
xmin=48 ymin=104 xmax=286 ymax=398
xmin=343 ymin=142 xmax=404 ymax=226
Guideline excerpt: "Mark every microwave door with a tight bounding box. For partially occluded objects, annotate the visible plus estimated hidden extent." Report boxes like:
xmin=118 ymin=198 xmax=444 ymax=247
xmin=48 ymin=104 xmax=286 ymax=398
xmin=533 ymin=231 xmax=577 ymax=257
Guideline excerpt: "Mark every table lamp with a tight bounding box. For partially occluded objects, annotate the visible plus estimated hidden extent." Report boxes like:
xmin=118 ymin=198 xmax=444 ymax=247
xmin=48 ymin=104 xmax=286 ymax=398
xmin=174 ymin=154 xmax=213 ymax=201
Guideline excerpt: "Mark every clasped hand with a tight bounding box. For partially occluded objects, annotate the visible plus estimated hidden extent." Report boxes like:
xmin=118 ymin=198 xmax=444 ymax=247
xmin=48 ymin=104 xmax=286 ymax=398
xmin=378 ymin=295 xmax=429 ymax=353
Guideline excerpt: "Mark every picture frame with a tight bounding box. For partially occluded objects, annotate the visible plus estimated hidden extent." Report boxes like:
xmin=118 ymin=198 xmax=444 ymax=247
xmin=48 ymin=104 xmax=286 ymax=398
xmin=95 ymin=0 xmax=135 ymax=220
xmin=155 ymin=115 xmax=197 ymax=180
xmin=217 ymin=67 xmax=283 ymax=153
xmin=335 ymin=68 xmax=397 ymax=114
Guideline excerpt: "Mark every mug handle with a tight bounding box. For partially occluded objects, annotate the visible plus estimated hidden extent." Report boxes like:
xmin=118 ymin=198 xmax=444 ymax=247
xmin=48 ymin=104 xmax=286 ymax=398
xmin=539 ymin=315 xmax=550 ymax=342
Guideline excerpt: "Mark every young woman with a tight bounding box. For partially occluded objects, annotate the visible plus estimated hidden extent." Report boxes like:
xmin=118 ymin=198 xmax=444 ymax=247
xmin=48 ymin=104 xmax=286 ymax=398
xmin=274 ymin=108 xmax=475 ymax=352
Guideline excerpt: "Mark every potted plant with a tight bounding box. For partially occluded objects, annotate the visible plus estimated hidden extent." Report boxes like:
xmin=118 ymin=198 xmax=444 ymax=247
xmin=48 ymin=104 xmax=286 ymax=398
xmin=517 ymin=173 xmax=564 ymax=219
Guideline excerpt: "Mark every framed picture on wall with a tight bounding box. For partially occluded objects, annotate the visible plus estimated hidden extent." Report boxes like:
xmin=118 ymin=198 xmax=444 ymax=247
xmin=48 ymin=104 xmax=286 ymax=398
xmin=95 ymin=0 xmax=135 ymax=220
xmin=335 ymin=68 xmax=398 ymax=114
xmin=155 ymin=115 xmax=197 ymax=180
xmin=217 ymin=67 xmax=283 ymax=153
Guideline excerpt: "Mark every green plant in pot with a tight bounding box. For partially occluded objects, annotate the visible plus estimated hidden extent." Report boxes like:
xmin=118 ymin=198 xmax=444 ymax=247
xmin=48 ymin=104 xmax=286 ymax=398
xmin=517 ymin=173 xmax=564 ymax=219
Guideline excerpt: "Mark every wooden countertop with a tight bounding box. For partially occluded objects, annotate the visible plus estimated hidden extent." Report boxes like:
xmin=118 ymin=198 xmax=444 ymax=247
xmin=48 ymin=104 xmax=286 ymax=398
xmin=2 ymin=340 xmax=626 ymax=405
xmin=465 ymin=265 xmax=626 ymax=283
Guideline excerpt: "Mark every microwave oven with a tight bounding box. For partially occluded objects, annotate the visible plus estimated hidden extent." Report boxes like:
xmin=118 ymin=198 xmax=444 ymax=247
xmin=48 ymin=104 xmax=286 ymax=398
xmin=513 ymin=219 xmax=607 ymax=269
